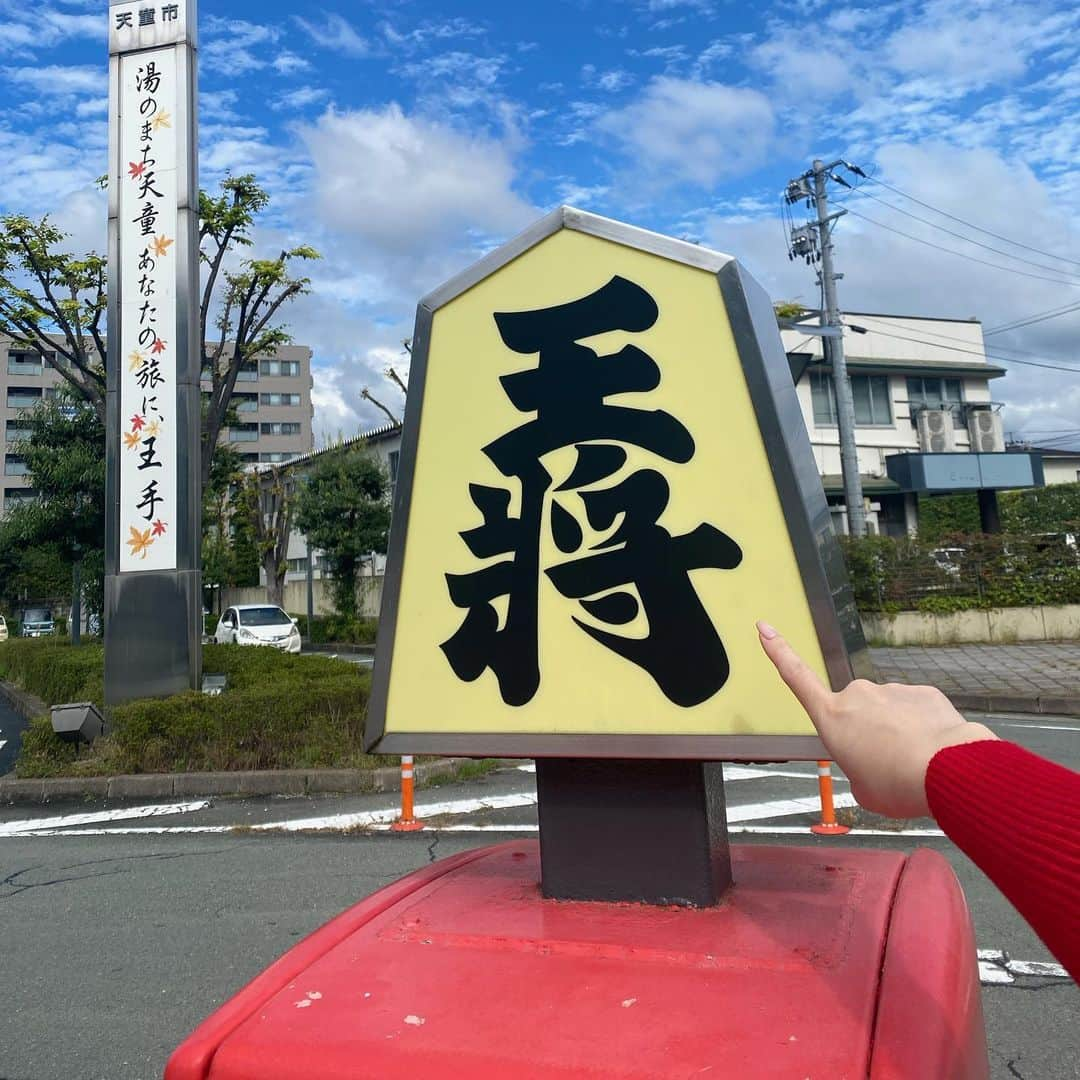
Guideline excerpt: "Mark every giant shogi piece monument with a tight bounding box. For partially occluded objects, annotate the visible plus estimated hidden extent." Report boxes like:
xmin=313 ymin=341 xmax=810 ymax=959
xmin=167 ymin=210 xmax=988 ymax=1080
xmin=104 ymin=0 xmax=201 ymax=703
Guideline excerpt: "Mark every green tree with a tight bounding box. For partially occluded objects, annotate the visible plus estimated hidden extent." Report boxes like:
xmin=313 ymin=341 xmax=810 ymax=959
xmin=0 ymin=395 xmax=105 ymax=622
xmin=0 ymin=174 xmax=319 ymax=491
xmin=237 ymin=464 xmax=296 ymax=607
xmin=294 ymin=450 xmax=391 ymax=619
xmin=0 ymin=542 xmax=69 ymax=618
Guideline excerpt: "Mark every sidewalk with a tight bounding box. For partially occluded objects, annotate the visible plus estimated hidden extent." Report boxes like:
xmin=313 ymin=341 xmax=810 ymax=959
xmin=870 ymin=643 xmax=1080 ymax=715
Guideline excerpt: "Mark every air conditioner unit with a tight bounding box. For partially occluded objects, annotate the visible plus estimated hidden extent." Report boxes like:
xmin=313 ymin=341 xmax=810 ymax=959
xmin=916 ymin=409 xmax=956 ymax=453
xmin=967 ymin=409 xmax=1004 ymax=453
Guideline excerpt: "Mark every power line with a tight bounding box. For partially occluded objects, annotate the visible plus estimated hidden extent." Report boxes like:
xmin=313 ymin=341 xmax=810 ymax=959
xmin=849 ymin=313 xmax=1073 ymax=363
xmin=862 ymin=175 xmax=1080 ymax=272
xmin=854 ymin=188 xmax=1080 ymax=278
xmin=839 ymin=206 xmax=1080 ymax=289
xmin=985 ymin=299 xmax=1080 ymax=336
xmin=843 ymin=322 xmax=1080 ymax=374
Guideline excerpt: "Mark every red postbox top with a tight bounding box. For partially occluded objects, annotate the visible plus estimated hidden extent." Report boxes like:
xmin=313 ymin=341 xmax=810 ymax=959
xmin=167 ymin=841 xmax=985 ymax=1079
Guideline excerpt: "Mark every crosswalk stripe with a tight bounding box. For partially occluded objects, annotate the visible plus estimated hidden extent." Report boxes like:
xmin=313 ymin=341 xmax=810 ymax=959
xmin=0 ymin=800 xmax=210 ymax=836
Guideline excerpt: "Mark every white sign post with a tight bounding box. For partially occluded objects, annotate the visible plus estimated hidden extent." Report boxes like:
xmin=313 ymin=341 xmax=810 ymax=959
xmin=105 ymin=0 xmax=201 ymax=702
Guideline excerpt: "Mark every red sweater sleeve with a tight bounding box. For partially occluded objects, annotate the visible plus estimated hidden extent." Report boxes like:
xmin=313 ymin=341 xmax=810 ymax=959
xmin=925 ymin=739 xmax=1080 ymax=980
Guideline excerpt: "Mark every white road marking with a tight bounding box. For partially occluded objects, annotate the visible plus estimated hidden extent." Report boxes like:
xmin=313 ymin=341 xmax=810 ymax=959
xmin=985 ymin=721 xmax=1080 ymax=733
xmin=0 ymin=800 xmax=211 ymax=837
xmin=511 ymin=763 xmax=835 ymax=782
xmin=724 ymin=765 xmax=846 ymax=783
xmin=977 ymin=949 xmax=1071 ymax=984
xmin=726 ymin=793 xmax=859 ymax=823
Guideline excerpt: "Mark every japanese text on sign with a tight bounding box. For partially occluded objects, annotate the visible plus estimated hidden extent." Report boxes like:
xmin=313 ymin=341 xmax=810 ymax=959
xmin=118 ymin=48 xmax=178 ymax=571
xmin=442 ymin=276 xmax=743 ymax=708
xmin=109 ymin=1 xmax=188 ymax=53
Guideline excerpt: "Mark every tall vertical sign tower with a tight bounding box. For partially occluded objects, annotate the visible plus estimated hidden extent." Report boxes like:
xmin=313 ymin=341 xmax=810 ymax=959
xmin=105 ymin=0 xmax=201 ymax=703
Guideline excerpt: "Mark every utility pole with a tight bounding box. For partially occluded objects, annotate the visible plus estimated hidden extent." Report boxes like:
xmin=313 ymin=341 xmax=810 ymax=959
xmin=785 ymin=159 xmax=866 ymax=536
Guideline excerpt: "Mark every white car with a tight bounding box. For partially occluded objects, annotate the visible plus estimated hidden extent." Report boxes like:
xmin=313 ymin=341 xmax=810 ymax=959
xmin=214 ymin=605 xmax=302 ymax=653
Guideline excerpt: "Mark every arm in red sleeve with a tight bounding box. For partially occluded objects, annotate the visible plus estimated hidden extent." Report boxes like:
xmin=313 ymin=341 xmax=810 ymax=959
xmin=925 ymin=739 xmax=1080 ymax=980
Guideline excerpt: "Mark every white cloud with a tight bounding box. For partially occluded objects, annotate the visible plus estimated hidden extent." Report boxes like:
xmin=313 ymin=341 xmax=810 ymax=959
xmin=696 ymin=141 xmax=1080 ymax=442
xmin=1 ymin=63 xmax=104 ymax=97
xmin=597 ymin=77 xmax=776 ymax=187
xmin=275 ymin=85 xmax=330 ymax=111
xmin=272 ymin=52 xmax=311 ymax=76
xmin=201 ymin=18 xmax=282 ymax=76
xmin=0 ymin=7 xmax=102 ymax=54
xmin=293 ymin=13 xmax=370 ymax=58
xmin=582 ymin=65 xmax=634 ymax=93
xmin=298 ymin=104 xmax=534 ymax=259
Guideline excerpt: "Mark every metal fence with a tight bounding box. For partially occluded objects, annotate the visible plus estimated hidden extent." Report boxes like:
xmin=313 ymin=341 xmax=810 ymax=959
xmin=840 ymin=533 xmax=1080 ymax=612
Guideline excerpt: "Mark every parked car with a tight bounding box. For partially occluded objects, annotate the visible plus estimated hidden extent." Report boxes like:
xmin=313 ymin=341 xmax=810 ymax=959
xmin=0 ymin=615 xmax=7 ymax=642
xmin=214 ymin=605 xmax=301 ymax=653
xmin=19 ymin=607 xmax=55 ymax=638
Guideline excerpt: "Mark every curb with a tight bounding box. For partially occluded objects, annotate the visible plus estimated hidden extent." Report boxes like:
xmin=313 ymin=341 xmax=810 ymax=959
xmin=0 ymin=679 xmax=48 ymax=720
xmin=0 ymin=757 xmax=482 ymax=805
xmin=946 ymin=692 xmax=1080 ymax=717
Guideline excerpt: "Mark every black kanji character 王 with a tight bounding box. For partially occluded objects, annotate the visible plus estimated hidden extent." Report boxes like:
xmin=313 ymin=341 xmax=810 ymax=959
xmin=441 ymin=275 xmax=741 ymax=708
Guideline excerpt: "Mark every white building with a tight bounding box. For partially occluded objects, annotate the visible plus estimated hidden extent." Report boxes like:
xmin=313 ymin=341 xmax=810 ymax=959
xmin=780 ymin=312 xmax=1005 ymax=536
xmin=267 ymin=310 xmax=1012 ymax=596
xmin=271 ymin=421 xmax=402 ymax=586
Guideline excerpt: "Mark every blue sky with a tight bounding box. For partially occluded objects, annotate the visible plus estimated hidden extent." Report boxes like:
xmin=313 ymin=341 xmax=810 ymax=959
xmin=3 ymin=0 xmax=1080 ymax=445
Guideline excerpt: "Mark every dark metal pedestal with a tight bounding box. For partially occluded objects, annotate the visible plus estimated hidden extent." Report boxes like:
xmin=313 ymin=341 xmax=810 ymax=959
xmin=535 ymin=759 xmax=732 ymax=907
xmin=103 ymin=570 xmax=202 ymax=704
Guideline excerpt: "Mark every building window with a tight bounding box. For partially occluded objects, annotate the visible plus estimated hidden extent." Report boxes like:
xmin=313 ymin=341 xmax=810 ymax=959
xmin=3 ymin=488 xmax=36 ymax=510
xmin=5 ymin=421 xmax=31 ymax=444
xmin=286 ymin=557 xmax=309 ymax=575
xmin=260 ymin=359 xmax=301 ymax=377
xmin=237 ymin=452 xmax=259 ymax=463
xmin=907 ymin=377 xmax=964 ymax=429
xmin=260 ymin=452 xmax=296 ymax=463
xmin=229 ymin=423 xmax=259 ymax=442
xmin=7 ymin=352 xmax=43 ymax=376
xmin=852 ymin=375 xmax=892 ymax=425
xmin=6 ymin=388 xmax=42 ymax=409
xmin=235 ymin=362 xmax=259 ymax=382
xmin=810 ymin=371 xmax=836 ymax=425
xmin=260 ymin=392 xmax=302 ymax=406
xmin=4 ymin=455 xmax=28 ymax=476
xmin=810 ymin=373 xmax=891 ymax=426
xmin=233 ymin=393 xmax=258 ymax=412
xmin=261 ymin=422 xmax=301 ymax=436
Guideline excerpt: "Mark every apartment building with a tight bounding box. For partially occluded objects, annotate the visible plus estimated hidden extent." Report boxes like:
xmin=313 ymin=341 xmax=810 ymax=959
xmin=780 ymin=312 xmax=1005 ymax=536
xmin=209 ymin=343 xmax=315 ymax=466
xmin=0 ymin=337 xmax=314 ymax=511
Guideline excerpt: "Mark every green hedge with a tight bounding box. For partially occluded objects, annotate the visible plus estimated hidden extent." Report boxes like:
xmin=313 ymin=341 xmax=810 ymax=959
xmin=0 ymin=638 xmax=104 ymax=705
xmin=841 ymin=533 xmax=1080 ymax=613
xmin=4 ymin=641 xmax=392 ymax=778
xmin=290 ymin=613 xmax=378 ymax=645
xmin=918 ymin=481 xmax=1080 ymax=544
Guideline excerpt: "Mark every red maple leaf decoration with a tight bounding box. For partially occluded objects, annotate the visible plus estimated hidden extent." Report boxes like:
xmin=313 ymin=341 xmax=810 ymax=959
xmin=128 ymin=161 xmax=146 ymax=179
xmin=130 ymin=414 xmax=145 ymax=432
xmin=151 ymin=519 xmax=167 ymax=538
xmin=151 ymin=339 xmax=167 ymax=354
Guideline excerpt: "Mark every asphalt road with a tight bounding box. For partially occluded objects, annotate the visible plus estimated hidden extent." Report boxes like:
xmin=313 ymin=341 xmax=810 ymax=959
xmin=0 ymin=712 xmax=1076 ymax=1080
xmin=0 ymin=697 xmax=27 ymax=777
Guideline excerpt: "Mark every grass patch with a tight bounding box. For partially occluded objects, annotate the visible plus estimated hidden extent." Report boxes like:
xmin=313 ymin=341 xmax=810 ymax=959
xmin=3 ymin=640 xmax=400 ymax=778
xmin=423 ymin=758 xmax=501 ymax=787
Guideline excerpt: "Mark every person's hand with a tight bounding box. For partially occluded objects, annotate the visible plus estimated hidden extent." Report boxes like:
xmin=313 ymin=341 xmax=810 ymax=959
xmin=756 ymin=621 xmax=997 ymax=818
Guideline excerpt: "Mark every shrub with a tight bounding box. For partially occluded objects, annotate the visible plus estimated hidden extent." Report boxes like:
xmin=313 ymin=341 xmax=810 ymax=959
xmin=4 ymin=640 xmax=391 ymax=777
xmin=289 ymin=613 xmax=378 ymax=645
xmin=842 ymin=532 xmax=1080 ymax=613
xmin=0 ymin=638 xmax=104 ymax=705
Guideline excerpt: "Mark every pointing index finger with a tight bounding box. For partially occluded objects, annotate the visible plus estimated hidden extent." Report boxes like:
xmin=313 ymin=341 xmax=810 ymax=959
xmin=756 ymin=621 xmax=834 ymax=729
